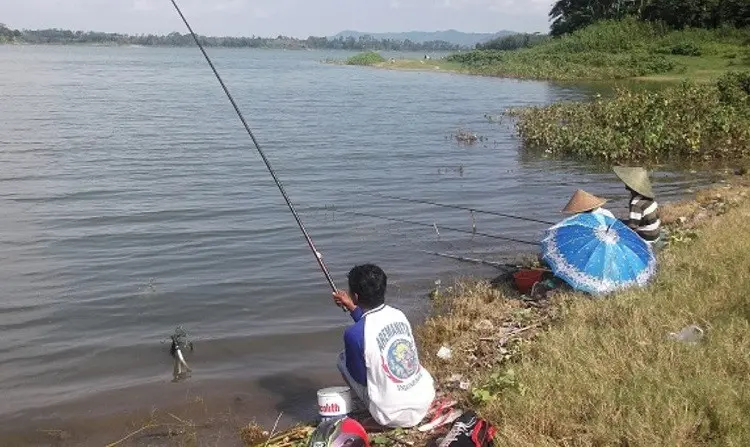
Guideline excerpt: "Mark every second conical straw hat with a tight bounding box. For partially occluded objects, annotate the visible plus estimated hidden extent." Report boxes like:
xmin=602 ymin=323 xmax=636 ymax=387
xmin=561 ymin=189 xmax=608 ymax=214
xmin=613 ymin=166 xmax=655 ymax=198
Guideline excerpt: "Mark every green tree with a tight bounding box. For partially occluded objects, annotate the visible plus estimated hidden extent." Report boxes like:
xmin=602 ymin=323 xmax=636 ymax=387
xmin=549 ymin=0 xmax=750 ymax=35
xmin=550 ymin=0 xmax=639 ymax=36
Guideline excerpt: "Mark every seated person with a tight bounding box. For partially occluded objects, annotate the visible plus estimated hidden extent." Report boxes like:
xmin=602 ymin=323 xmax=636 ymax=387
xmin=537 ymin=189 xmax=617 ymax=268
xmin=613 ymin=166 xmax=662 ymax=245
xmin=333 ymin=264 xmax=435 ymax=428
xmin=536 ymin=189 xmax=614 ymax=267
xmin=561 ymin=189 xmax=615 ymax=218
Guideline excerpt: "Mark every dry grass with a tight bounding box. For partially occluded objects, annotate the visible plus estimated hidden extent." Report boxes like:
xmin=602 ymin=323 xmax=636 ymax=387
xmin=415 ymin=278 xmax=568 ymax=408
xmin=416 ymin=177 xmax=750 ymax=446
xmin=660 ymin=174 xmax=750 ymax=227
xmin=373 ymin=59 xmax=465 ymax=73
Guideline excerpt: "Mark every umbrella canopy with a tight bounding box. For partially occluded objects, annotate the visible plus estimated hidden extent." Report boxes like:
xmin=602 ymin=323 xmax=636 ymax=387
xmin=541 ymin=213 xmax=656 ymax=296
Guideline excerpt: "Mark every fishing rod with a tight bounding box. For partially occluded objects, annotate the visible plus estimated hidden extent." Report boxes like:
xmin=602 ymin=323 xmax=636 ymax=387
xmin=357 ymin=192 xmax=556 ymax=225
xmin=327 ymin=207 xmax=538 ymax=246
xmin=419 ymin=250 xmax=551 ymax=271
xmin=419 ymin=250 xmax=517 ymax=269
xmin=168 ymin=0 xmax=337 ymax=292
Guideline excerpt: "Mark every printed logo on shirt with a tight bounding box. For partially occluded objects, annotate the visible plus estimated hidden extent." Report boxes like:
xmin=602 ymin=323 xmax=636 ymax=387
xmin=376 ymin=321 xmax=421 ymax=388
xmin=382 ymin=338 xmax=419 ymax=382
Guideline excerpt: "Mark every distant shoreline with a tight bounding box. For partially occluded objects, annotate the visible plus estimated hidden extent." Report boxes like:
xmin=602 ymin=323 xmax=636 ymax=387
xmin=0 ymin=26 xmax=472 ymax=52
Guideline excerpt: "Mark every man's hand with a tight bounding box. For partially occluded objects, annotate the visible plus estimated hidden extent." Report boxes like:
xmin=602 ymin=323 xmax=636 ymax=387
xmin=333 ymin=290 xmax=356 ymax=312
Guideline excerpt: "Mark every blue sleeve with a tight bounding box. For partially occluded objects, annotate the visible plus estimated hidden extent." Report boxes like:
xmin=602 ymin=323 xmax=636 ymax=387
xmin=350 ymin=307 xmax=364 ymax=322
xmin=343 ymin=322 xmax=367 ymax=386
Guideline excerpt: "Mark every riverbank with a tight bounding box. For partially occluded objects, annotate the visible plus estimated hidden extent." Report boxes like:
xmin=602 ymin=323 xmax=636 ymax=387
xmin=346 ymin=48 xmax=748 ymax=84
xmin=234 ymin=173 xmax=750 ymax=447
xmin=419 ymin=174 xmax=750 ymax=446
xmin=343 ymin=19 xmax=750 ymax=83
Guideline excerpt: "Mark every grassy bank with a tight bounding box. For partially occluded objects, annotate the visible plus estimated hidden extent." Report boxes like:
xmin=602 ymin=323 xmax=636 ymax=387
xmin=230 ymin=176 xmax=750 ymax=447
xmin=508 ymin=71 xmax=750 ymax=162
xmin=362 ymin=19 xmax=749 ymax=82
xmin=447 ymin=18 xmax=750 ymax=81
xmin=417 ymin=176 xmax=750 ymax=446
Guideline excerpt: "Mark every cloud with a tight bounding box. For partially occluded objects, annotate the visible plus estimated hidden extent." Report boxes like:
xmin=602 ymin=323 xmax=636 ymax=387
xmin=435 ymin=0 xmax=553 ymax=13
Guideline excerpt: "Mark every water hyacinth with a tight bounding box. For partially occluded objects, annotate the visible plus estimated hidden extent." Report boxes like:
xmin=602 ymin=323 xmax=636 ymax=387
xmin=508 ymin=72 xmax=750 ymax=162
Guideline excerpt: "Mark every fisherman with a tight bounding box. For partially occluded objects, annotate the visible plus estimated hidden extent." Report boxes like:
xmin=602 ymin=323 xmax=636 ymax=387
xmin=332 ymin=264 xmax=435 ymax=428
xmin=561 ymin=189 xmax=615 ymax=218
xmin=533 ymin=189 xmax=615 ymax=286
xmin=613 ymin=166 xmax=662 ymax=246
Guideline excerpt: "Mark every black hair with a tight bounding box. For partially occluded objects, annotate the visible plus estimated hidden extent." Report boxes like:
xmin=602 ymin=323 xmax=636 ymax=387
xmin=347 ymin=264 xmax=387 ymax=309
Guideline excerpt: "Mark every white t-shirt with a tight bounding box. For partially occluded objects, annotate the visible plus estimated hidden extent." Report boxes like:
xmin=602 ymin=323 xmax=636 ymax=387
xmin=362 ymin=304 xmax=435 ymax=427
xmin=591 ymin=207 xmax=615 ymax=219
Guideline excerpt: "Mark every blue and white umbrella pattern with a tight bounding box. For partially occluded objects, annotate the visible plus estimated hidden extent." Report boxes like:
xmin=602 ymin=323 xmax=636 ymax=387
xmin=541 ymin=213 xmax=656 ymax=296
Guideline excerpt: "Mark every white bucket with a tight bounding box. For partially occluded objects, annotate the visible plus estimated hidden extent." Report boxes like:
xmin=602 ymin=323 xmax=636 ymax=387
xmin=317 ymin=386 xmax=352 ymax=419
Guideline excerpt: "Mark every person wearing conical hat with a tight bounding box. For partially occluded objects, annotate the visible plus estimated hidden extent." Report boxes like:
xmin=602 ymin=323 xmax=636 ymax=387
xmin=613 ymin=166 xmax=661 ymax=245
xmin=532 ymin=189 xmax=615 ymax=294
xmin=561 ymin=189 xmax=615 ymax=219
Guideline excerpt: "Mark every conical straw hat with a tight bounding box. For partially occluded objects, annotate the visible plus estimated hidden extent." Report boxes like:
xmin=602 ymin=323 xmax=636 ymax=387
xmin=613 ymin=166 xmax=654 ymax=198
xmin=562 ymin=189 xmax=608 ymax=214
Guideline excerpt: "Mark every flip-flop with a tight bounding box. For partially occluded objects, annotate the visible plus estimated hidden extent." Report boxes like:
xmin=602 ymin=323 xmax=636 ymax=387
xmin=418 ymin=408 xmax=464 ymax=432
xmin=425 ymin=396 xmax=458 ymax=418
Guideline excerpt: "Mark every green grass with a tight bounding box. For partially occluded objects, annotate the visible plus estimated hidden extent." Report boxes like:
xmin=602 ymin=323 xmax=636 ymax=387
xmin=488 ymin=188 xmax=750 ymax=446
xmin=638 ymin=54 xmax=750 ymax=83
xmin=418 ymin=180 xmax=750 ymax=446
xmin=444 ymin=18 xmax=750 ymax=82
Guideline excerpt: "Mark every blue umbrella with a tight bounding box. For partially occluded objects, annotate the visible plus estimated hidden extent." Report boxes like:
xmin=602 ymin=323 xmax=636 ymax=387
xmin=541 ymin=213 xmax=656 ymax=296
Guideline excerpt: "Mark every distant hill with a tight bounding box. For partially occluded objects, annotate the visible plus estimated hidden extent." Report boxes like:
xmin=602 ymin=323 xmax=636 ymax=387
xmin=331 ymin=29 xmax=517 ymax=47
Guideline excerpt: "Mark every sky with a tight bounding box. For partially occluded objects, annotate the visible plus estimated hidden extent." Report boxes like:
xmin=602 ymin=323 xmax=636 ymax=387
xmin=0 ymin=0 xmax=555 ymax=38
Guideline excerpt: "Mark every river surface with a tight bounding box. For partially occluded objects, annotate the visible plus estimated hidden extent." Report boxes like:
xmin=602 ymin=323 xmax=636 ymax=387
xmin=0 ymin=46 xmax=717 ymax=443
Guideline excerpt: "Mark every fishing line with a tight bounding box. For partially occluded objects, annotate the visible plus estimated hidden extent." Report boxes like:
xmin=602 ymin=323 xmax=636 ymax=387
xmin=357 ymin=192 xmax=556 ymax=225
xmin=326 ymin=207 xmax=538 ymax=246
xmin=168 ymin=0 xmax=337 ymax=291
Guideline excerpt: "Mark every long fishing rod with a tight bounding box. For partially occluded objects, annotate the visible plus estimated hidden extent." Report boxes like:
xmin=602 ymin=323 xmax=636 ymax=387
xmin=418 ymin=250 xmax=517 ymax=269
xmin=168 ymin=0 xmax=337 ymax=292
xmin=328 ymin=208 xmax=538 ymax=246
xmin=358 ymin=192 xmax=556 ymax=225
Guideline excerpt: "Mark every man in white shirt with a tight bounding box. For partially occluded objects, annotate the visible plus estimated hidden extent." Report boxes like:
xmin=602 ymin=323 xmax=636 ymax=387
xmin=332 ymin=264 xmax=435 ymax=428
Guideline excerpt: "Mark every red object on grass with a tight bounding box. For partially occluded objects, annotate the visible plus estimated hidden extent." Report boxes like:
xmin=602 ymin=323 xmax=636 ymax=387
xmin=513 ymin=269 xmax=544 ymax=294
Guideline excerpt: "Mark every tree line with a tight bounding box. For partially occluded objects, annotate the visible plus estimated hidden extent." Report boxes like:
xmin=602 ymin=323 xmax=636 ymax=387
xmin=550 ymin=0 xmax=750 ymax=36
xmin=0 ymin=24 xmax=462 ymax=51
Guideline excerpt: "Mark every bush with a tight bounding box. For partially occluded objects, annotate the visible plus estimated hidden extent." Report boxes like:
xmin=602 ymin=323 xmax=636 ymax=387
xmin=477 ymin=33 xmax=550 ymax=51
xmin=345 ymin=51 xmax=385 ymax=66
xmin=656 ymin=42 xmax=703 ymax=56
xmin=447 ymin=48 xmax=674 ymax=81
xmin=509 ymin=77 xmax=750 ymax=162
xmin=716 ymin=71 xmax=750 ymax=107
xmin=446 ymin=50 xmax=505 ymax=66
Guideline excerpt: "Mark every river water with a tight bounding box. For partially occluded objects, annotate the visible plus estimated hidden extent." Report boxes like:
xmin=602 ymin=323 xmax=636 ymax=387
xmin=0 ymin=46 xmax=717 ymax=442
